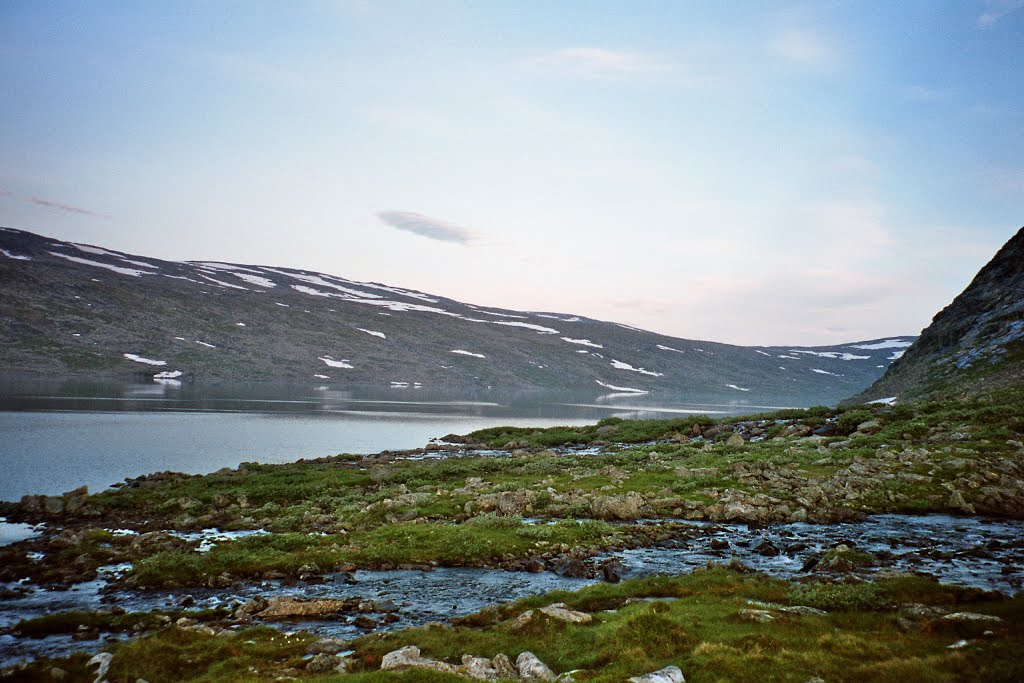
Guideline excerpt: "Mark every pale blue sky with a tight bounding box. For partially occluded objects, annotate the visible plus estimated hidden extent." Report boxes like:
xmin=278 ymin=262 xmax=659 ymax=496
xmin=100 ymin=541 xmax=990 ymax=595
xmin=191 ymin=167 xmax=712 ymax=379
xmin=1 ymin=1 xmax=1021 ymax=345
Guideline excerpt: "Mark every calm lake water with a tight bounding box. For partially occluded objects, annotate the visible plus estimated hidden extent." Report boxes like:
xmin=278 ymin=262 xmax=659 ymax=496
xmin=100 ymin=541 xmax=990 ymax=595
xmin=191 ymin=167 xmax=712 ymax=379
xmin=0 ymin=379 xmax=790 ymax=501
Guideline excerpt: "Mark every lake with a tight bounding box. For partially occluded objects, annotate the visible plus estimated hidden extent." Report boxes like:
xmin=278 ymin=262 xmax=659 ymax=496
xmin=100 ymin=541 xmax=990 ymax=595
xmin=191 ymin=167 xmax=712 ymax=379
xmin=0 ymin=379 xmax=793 ymax=501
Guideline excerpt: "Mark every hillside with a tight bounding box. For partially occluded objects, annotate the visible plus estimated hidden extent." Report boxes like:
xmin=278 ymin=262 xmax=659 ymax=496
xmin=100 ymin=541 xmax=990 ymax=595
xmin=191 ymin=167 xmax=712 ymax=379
xmin=1 ymin=227 xmax=913 ymax=405
xmin=853 ymin=226 xmax=1024 ymax=403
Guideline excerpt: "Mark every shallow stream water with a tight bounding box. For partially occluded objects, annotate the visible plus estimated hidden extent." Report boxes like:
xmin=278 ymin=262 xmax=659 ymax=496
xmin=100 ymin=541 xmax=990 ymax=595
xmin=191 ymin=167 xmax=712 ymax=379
xmin=2 ymin=513 xmax=1022 ymax=667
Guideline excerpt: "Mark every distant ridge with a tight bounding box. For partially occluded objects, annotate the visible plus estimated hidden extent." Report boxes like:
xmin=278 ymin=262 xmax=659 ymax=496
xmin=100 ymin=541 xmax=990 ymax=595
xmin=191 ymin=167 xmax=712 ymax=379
xmin=851 ymin=226 xmax=1024 ymax=403
xmin=0 ymin=227 xmax=913 ymax=405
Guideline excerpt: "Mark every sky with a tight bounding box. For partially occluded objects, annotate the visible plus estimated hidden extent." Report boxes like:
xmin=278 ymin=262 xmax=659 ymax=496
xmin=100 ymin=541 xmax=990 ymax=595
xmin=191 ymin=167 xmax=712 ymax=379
xmin=1 ymin=1 xmax=1021 ymax=346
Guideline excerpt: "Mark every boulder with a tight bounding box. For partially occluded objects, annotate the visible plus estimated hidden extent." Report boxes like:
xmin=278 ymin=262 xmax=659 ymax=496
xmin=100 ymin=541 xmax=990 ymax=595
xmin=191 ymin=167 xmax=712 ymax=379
xmin=779 ymin=605 xmax=827 ymax=617
xmin=550 ymin=555 xmax=590 ymax=578
xmin=601 ymin=558 xmax=627 ymax=583
xmin=461 ymin=655 xmax=498 ymax=680
xmin=737 ymin=609 xmax=775 ymax=623
xmin=305 ymin=653 xmax=340 ymax=674
xmin=492 ymin=654 xmax=518 ymax=678
xmin=306 ymin=637 xmax=350 ymax=655
xmin=380 ymin=646 xmax=458 ymax=674
xmin=512 ymin=603 xmax=592 ymax=629
xmin=255 ymin=597 xmax=348 ymax=619
xmin=517 ymin=651 xmax=556 ymax=680
xmin=726 ymin=433 xmax=744 ymax=447
xmin=629 ymin=665 xmax=685 ymax=683
xmin=87 ymin=652 xmax=113 ymax=683
xmin=590 ymin=491 xmax=646 ymax=520
xmin=856 ymin=420 xmax=881 ymax=434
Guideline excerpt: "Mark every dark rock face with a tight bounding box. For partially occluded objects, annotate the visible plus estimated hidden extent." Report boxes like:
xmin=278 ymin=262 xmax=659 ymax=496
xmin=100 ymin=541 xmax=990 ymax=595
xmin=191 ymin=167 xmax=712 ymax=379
xmin=0 ymin=226 xmax=910 ymax=401
xmin=853 ymin=226 xmax=1024 ymax=402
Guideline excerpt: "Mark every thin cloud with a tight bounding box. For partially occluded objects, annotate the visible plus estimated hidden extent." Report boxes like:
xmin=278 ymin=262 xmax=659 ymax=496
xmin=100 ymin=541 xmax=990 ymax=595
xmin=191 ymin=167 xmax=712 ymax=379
xmin=28 ymin=196 xmax=107 ymax=218
xmin=978 ymin=0 xmax=1024 ymax=27
xmin=377 ymin=211 xmax=478 ymax=245
xmin=529 ymin=47 xmax=672 ymax=79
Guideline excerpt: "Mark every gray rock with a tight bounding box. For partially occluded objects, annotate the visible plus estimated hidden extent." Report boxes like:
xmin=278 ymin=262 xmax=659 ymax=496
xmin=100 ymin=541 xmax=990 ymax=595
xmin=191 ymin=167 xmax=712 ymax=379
xmin=517 ymin=651 xmax=556 ymax=680
xmin=380 ymin=646 xmax=457 ymax=674
xmin=737 ymin=608 xmax=775 ymax=623
xmin=461 ymin=655 xmax=498 ymax=680
xmin=306 ymin=637 xmax=350 ymax=655
xmin=305 ymin=653 xmax=340 ymax=674
xmin=628 ymin=665 xmax=685 ymax=683
xmin=87 ymin=652 xmax=112 ymax=683
xmin=492 ymin=653 xmax=518 ymax=678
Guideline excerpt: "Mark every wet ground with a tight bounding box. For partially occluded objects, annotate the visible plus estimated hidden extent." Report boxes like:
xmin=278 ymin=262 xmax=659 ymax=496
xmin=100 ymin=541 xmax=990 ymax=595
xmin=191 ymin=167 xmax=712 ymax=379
xmin=2 ymin=513 xmax=1023 ymax=666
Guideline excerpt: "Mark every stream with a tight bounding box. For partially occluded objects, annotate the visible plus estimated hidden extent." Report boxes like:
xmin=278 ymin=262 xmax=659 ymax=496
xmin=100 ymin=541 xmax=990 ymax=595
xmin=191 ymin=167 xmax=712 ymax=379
xmin=2 ymin=513 xmax=1023 ymax=667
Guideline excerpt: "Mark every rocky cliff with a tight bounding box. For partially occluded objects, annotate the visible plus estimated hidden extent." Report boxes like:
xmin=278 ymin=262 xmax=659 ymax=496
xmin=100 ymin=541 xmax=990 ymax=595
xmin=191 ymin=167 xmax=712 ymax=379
xmin=852 ymin=226 xmax=1024 ymax=402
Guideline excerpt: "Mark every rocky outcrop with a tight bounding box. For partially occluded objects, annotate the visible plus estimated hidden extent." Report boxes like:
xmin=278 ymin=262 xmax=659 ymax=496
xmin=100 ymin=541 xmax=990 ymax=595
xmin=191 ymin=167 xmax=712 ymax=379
xmin=629 ymin=665 xmax=685 ymax=683
xmin=379 ymin=647 xmax=557 ymax=680
xmin=854 ymin=225 xmax=1024 ymax=402
xmin=511 ymin=603 xmax=592 ymax=629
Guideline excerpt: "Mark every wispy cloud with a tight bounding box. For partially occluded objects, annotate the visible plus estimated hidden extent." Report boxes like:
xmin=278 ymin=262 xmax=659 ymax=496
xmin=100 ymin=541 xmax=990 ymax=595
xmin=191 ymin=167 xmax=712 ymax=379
xmin=978 ymin=0 xmax=1024 ymax=28
xmin=28 ymin=196 xmax=107 ymax=218
xmin=528 ymin=47 xmax=672 ymax=79
xmin=377 ymin=211 xmax=478 ymax=245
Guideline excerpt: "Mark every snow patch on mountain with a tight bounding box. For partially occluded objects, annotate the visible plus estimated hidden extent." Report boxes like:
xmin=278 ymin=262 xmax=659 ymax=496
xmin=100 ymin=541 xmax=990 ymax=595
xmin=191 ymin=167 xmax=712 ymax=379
xmin=595 ymin=380 xmax=647 ymax=394
xmin=233 ymin=272 xmax=277 ymax=288
xmin=319 ymin=356 xmax=354 ymax=369
xmin=50 ymin=252 xmax=155 ymax=277
xmin=0 ymin=248 xmax=30 ymax=260
xmin=790 ymin=350 xmax=871 ymax=361
xmin=451 ymin=349 xmax=486 ymax=358
xmin=562 ymin=337 xmax=603 ymax=348
xmin=358 ymin=328 xmax=386 ymax=339
xmin=610 ymin=359 xmax=663 ymax=377
xmin=198 ymin=274 xmax=248 ymax=290
xmin=124 ymin=353 xmax=166 ymax=366
xmin=849 ymin=339 xmax=913 ymax=350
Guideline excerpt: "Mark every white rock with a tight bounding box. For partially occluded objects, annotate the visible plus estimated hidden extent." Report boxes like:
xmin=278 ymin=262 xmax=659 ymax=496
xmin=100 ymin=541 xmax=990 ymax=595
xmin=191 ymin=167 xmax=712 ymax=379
xmin=517 ymin=651 xmax=556 ymax=680
xmin=461 ymin=654 xmax=499 ymax=680
xmin=87 ymin=652 xmax=113 ymax=683
xmin=380 ymin=645 xmax=457 ymax=674
xmin=628 ymin=665 xmax=685 ymax=683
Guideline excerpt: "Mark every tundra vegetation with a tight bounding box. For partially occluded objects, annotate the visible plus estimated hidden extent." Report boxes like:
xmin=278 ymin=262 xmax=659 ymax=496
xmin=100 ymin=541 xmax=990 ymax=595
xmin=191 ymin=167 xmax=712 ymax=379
xmin=2 ymin=387 xmax=1023 ymax=681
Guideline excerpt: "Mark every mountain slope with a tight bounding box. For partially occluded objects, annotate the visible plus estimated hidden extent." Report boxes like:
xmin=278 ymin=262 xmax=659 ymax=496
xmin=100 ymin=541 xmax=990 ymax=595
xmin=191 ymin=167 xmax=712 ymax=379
xmin=852 ymin=226 xmax=1024 ymax=403
xmin=0 ymin=227 xmax=913 ymax=405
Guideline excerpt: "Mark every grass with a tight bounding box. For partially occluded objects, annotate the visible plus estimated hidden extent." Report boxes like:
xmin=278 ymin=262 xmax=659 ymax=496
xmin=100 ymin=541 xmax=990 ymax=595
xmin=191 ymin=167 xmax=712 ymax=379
xmin=15 ymin=567 xmax=1017 ymax=682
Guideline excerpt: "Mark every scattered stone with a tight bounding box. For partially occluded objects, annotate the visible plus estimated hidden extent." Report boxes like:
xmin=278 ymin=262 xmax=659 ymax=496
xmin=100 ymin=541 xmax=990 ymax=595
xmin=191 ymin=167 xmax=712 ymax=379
xmin=779 ymin=605 xmax=827 ymax=617
xmin=517 ymin=651 xmax=556 ymax=680
xmin=380 ymin=646 xmax=458 ymax=674
xmin=353 ymin=615 xmax=379 ymax=629
xmin=87 ymin=652 xmax=112 ymax=683
xmin=737 ymin=608 xmax=775 ymax=623
xmin=600 ymin=557 xmax=627 ymax=583
xmin=512 ymin=603 xmax=592 ymax=629
xmin=726 ymin=433 xmax=744 ymax=447
xmin=628 ymin=665 xmax=685 ymax=683
xmin=461 ymin=655 xmax=498 ymax=680
xmin=940 ymin=612 xmax=1003 ymax=625
xmin=493 ymin=654 xmax=518 ymax=678
xmin=305 ymin=653 xmax=340 ymax=674
xmin=306 ymin=637 xmax=350 ymax=655
xmin=254 ymin=597 xmax=348 ymax=619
